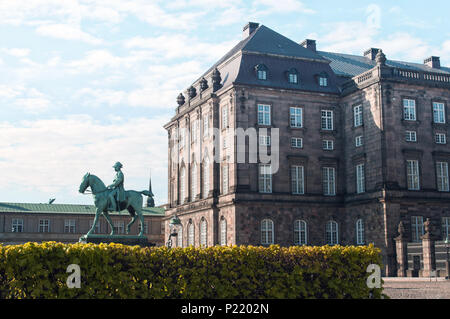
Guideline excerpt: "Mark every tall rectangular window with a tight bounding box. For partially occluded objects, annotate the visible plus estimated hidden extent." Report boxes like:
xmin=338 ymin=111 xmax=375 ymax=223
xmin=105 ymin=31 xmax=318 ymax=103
xmin=290 ymin=107 xmax=303 ymax=128
xmin=354 ymin=105 xmax=363 ymax=127
xmin=222 ymin=105 xmax=228 ymax=129
xmin=319 ymin=77 xmax=328 ymax=87
xmin=436 ymin=133 xmax=447 ymax=144
xmin=322 ymin=140 xmax=334 ymax=151
xmin=64 ymin=219 xmax=76 ymax=233
xmin=12 ymin=219 xmax=24 ymax=233
xmin=291 ymin=166 xmax=305 ymax=195
xmin=259 ymin=135 xmax=271 ymax=146
xmin=203 ymin=115 xmax=209 ymax=138
xmin=403 ymin=99 xmax=416 ymax=121
xmin=113 ymin=221 xmax=124 ymax=234
xmin=323 ymin=167 xmax=336 ymax=196
xmin=191 ymin=120 xmax=199 ymax=143
xmin=433 ymin=102 xmax=445 ymax=124
xmin=89 ymin=220 xmax=100 ymax=234
xmin=407 ymin=160 xmax=420 ymax=190
xmin=355 ymin=135 xmax=363 ymax=147
xmin=321 ymin=110 xmax=333 ymax=130
xmin=39 ymin=219 xmax=50 ymax=233
xmin=411 ymin=216 xmax=424 ymax=243
xmin=442 ymin=217 xmax=450 ymax=241
xmin=356 ymin=164 xmax=365 ymax=194
xmin=436 ymin=162 xmax=449 ymax=192
xmin=258 ymin=104 xmax=271 ymax=126
xmin=405 ymin=131 xmax=417 ymax=142
xmin=259 ymin=164 xmax=272 ymax=193
xmin=222 ymin=165 xmax=229 ymax=194
xmin=291 ymin=137 xmax=303 ymax=148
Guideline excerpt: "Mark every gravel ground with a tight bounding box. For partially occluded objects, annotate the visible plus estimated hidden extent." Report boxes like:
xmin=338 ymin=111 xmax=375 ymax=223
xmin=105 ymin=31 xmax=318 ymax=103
xmin=382 ymin=279 xmax=450 ymax=299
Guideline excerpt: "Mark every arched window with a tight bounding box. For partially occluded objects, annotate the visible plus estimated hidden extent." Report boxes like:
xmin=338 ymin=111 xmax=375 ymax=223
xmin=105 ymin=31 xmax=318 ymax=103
xmin=255 ymin=64 xmax=268 ymax=80
xmin=203 ymin=158 xmax=210 ymax=198
xmin=188 ymin=221 xmax=195 ymax=246
xmin=220 ymin=217 xmax=227 ymax=246
xmin=326 ymin=221 xmax=339 ymax=245
xmin=177 ymin=225 xmax=183 ymax=248
xmin=356 ymin=219 xmax=365 ymax=245
xmin=288 ymin=68 xmax=298 ymax=84
xmin=294 ymin=220 xmax=307 ymax=245
xmin=191 ymin=163 xmax=197 ymax=200
xmin=261 ymin=219 xmax=274 ymax=245
xmin=180 ymin=166 xmax=186 ymax=203
xmin=200 ymin=218 xmax=207 ymax=247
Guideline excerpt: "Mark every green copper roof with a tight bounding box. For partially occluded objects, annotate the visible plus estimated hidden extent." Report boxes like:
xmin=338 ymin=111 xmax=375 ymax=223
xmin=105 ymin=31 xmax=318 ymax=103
xmin=0 ymin=202 xmax=165 ymax=216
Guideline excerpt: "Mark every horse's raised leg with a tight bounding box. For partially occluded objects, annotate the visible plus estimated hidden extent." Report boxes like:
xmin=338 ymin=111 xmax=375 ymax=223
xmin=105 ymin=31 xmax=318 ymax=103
xmin=103 ymin=211 xmax=115 ymax=235
xmin=87 ymin=209 xmax=101 ymax=236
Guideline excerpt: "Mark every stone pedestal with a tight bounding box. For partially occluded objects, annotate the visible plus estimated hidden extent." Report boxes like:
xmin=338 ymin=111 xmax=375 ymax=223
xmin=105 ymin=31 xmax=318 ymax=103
xmin=79 ymin=234 xmax=155 ymax=247
xmin=395 ymin=237 xmax=408 ymax=277
xmin=421 ymin=235 xmax=436 ymax=277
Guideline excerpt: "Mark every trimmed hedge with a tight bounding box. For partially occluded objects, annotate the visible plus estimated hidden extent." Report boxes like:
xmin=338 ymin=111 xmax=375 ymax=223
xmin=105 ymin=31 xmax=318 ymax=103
xmin=0 ymin=242 xmax=383 ymax=299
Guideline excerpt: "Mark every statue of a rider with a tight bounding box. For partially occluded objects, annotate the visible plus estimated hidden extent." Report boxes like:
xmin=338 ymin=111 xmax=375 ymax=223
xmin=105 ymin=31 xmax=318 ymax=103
xmin=108 ymin=162 xmax=125 ymax=212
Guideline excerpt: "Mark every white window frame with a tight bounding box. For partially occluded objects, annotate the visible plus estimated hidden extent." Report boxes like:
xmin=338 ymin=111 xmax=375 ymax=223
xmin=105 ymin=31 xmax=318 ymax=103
xmin=405 ymin=131 xmax=417 ymax=142
xmin=259 ymin=134 xmax=271 ymax=146
xmin=203 ymin=159 xmax=210 ymax=198
xmin=259 ymin=164 xmax=272 ymax=193
xmin=442 ymin=217 xmax=450 ymax=241
xmin=407 ymin=160 xmax=420 ymax=190
xmin=191 ymin=164 xmax=197 ymax=199
xmin=200 ymin=218 xmax=207 ymax=247
xmin=39 ymin=219 xmax=50 ymax=233
xmin=322 ymin=140 xmax=334 ymax=151
xmin=222 ymin=105 xmax=228 ymax=129
xmin=222 ymin=165 xmax=229 ymax=194
xmin=291 ymin=137 xmax=303 ymax=149
xmin=291 ymin=165 xmax=305 ymax=195
xmin=319 ymin=76 xmax=328 ymax=87
xmin=12 ymin=219 xmax=24 ymax=233
xmin=433 ymin=102 xmax=445 ymax=124
xmin=356 ymin=164 xmax=365 ymax=194
xmin=294 ymin=220 xmax=307 ymax=246
xmin=203 ymin=114 xmax=209 ymax=138
xmin=220 ymin=218 xmax=227 ymax=246
xmin=290 ymin=107 xmax=303 ymax=128
xmin=188 ymin=222 xmax=195 ymax=246
xmin=323 ymin=167 xmax=336 ymax=196
xmin=89 ymin=219 xmax=100 ymax=234
xmin=355 ymin=135 xmax=363 ymax=147
xmin=436 ymin=161 xmax=449 ymax=192
xmin=326 ymin=221 xmax=339 ymax=245
xmin=258 ymin=104 xmax=271 ymax=126
xmin=354 ymin=105 xmax=363 ymax=127
xmin=403 ymin=99 xmax=416 ymax=121
xmin=64 ymin=219 xmax=76 ymax=233
xmin=321 ymin=110 xmax=333 ymax=130
xmin=289 ymin=72 xmax=298 ymax=84
xmin=261 ymin=219 xmax=274 ymax=245
xmin=258 ymin=69 xmax=267 ymax=80
xmin=411 ymin=216 xmax=424 ymax=243
xmin=356 ymin=219 xmax=365 ymax=245
xmin=113 ymin=221 xmax=124 ymax=234
xmin=436 ymin=133 xmax=447 ymax=144
xmin=177 ymin=225 xmax=183 ymax=247
xmin=180 ymin=166 xmax=186 ymax=203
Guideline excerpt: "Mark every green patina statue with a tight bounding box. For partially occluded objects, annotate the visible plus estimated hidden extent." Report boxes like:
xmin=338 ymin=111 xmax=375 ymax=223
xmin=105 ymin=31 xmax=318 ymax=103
xmin=78 ymin=162 xmax=154 ymax=238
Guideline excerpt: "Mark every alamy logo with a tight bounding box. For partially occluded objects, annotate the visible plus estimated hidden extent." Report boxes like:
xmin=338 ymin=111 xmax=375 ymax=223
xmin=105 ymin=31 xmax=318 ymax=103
xmin=366 ymin=264 xmax=381 ymax=289
xmin=66 ymin=264 xmax=81 ymax=289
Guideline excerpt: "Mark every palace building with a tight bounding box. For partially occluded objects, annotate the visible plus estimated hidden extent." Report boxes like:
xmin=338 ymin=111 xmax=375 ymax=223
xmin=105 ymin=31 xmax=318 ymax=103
xmin=163 ymin=23 xmax=450 ymax=276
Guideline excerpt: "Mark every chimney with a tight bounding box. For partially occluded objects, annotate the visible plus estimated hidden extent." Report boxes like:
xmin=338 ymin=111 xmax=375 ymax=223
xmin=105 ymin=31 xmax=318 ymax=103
xmin=364 ymin=48 xmax=381 ymax=61
xmin=243 ymin=22 xmax=259 ymax=39
xmin=424 ymin=56 xmax=440 ymax=69
xmin=301 ymin=39 xmax=317 ymax=52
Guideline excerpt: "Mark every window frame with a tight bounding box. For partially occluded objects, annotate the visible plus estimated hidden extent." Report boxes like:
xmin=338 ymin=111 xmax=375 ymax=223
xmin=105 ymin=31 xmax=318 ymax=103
xmin=291 ymin=165 xmax=305 ymax=195
xmin=321 ymin=110 xmax=334 ymax=131
xmin=356 ymin=219 xmax=365 ymax=245
xmin=436 ymin=161 xmax=449 ymax=192
xmin=294 ymin=220 xmax=307 ymax=246
xmin=290 ymin=107 xmax=303 ymax=128
xmin=433 ymin=102 xmax=446 ymax=124
xmin=403 ymin=98 xmax=417 ymax=121
xmin=406 ymin=160 xmax=420 ymax=191
xmin=326 ymin=220 xmax=339 ymax=245
xmin=356 ymin=163 xmax=365 ymax=194
xmin=261 ymin=219 xmax=274 ymax=245
xmin=257 ymin=104 xmax=271 ymax=126
xmin=323 ymin=167 xmax=336 ymax=196
xmin=259 ymin=164 xmax=272 ymax=194
xmin=353 ymin=105 xmax=363 ymax=127
xmin=12 ymin=218 xmax=24 ymax=233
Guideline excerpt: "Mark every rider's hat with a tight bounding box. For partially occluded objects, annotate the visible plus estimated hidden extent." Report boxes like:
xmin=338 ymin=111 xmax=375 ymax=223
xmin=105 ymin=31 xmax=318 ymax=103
xmin=113 ymin=162 xmax=123 ymax=169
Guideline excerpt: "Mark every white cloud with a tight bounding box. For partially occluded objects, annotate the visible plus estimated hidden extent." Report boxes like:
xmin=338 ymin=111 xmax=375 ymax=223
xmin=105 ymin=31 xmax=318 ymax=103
xmin=1 ymin=48 xmax=30 ymax=57
xmin=36 ymin=23 xmax=103 ymax=44
xmin=253 ymin=0 xmax=315 ymax=15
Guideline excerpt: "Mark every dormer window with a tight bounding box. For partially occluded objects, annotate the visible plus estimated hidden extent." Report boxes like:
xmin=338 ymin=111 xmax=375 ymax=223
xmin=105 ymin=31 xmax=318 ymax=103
xmin=255 ymin=64 xmax=267 ymax=80
xmin=288 ymin=68 xmax=298 ymax=84
xmin=318 ymin=72 xmax=328 ymax=87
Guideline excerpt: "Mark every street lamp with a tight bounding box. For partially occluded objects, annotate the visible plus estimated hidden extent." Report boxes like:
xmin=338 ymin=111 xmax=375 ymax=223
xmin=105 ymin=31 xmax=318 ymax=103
xmin=445 ymin=236 xmax=449 ymax=280
xmin=166 ymin=215 xmax=182 ymax=248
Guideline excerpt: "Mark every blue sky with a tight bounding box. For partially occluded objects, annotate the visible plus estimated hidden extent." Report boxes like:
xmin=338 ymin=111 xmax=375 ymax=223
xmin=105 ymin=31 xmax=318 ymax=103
xmin=0 ymin=0 xmax=449 ymax=206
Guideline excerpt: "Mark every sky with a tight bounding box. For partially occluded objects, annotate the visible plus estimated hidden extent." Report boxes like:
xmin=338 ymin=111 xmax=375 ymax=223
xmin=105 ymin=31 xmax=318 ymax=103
xmin=0 ymin=0 xmax=449 ymax=206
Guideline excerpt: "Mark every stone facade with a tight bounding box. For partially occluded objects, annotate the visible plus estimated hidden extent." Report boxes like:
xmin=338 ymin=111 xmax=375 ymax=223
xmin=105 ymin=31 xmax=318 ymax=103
xmin=164 ymin=23 xmax=450 ymax=276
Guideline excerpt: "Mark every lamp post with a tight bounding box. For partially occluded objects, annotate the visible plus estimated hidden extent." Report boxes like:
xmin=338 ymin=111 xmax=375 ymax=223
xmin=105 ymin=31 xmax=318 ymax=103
xmin=166 ymin=215 xmax=181 ymax=248
xmin=445 ymin=236 xmax=449 ymax=280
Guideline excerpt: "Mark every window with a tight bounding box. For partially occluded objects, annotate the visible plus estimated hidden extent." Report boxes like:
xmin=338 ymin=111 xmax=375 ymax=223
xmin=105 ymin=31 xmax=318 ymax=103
xmin=433 ymin=102 xmax=445 ymax=124
xmin=39 ymin=219 xmax=50 ymax=233
xmin=259 ymin=134 xmax=271 ymax=146
xmin=323 ymin=167 xmax=336 ymax=196
xmin=64 ymin=219 xmax=76 ymax=233
xmin=354 ymin=105 xmax=363 ymax=127
xmin=203 ymin=160 xmax=210 ymax=198
xmin=288 ymin=70 xmax=298 ymax=84
xmin=113 ymin=221 xmax=124 ymax=234
xmin=220 ymin=218 xmax=227 ymax=246
xmin=203 ymin=114 xmax=209 ymax=138
xmin=355 ymin=135 xmax=363 ymax=147
xmin=411 ymin=216 xmax=424 ymax=243
xmin=319 ymin=74 xmax=328 ymax=87
xmin=258 ymin=104 xmax=271 ymax=125
xmin=405 ymin=131 xmax=417 ymax=142
xmin=256 ymin=64 xmax=267 ymax=80
xmin=291 ymin=166 xmax=305 ymax=195
xmin=179 ymin=127 xmax=186 ymax=148
xmin=442 ymin=217 xmax=450 ymax=241
xmin=326 ymin=221 xmax=339 ymax=245
xmin=223 ymin=135 xmax=227 ymax=149
xmin=89 ymin=220 xmax=100 ymax=234
xmin=177 ymin=225 xmax=183 ymax=247
xmin=290 ymin=107 xmax=303 ymax=128
xmin=403 ymin=99 xmax=416 ymax=121
xmin=294 ymin=220 xmax=307 ymax=245
xmin=407 ymin=160 xmax=420 ymax=190
xmin=259 ymin=164 xmax=272 ymax=193
xmin=436 ymin=162 xmax=449 ymax=192
xmin=222 ymin=105 xmax=228 ymax=129
xmin=191 ymin=164 xmax=197 ymax=199
xmin=191 ymin=120 xmax=198 ymax=143
xmin=180 ymin=166 xmax=186 ymax=203
xmin=261 ymin=219 xmax=274 ymax=245
xmin=12 ymin=219 xmax=23 ymax=233
xmin=140 ymin=221 xmax=148 ymax=235
xmin=321 ymin=110 xmax=333 ymax=130
xmin=356 ymin=164 xmax=365 ymax=194
xmin=200 ymin=218 xmax=207 ymax=247
xmin=291 ymin=137 xmax=303 ymax=149
xmin=222 ymin=165 xmax=229 ymax=194
xmin=188 ymin=222 xmax=194 ymax=246
xmin=322 ymin=140 xmax=334 ymax=151
xmin=356 ymin=219 xmax=365 ymax=245
xmin=436 ymin=133 xmax=447 ymax=144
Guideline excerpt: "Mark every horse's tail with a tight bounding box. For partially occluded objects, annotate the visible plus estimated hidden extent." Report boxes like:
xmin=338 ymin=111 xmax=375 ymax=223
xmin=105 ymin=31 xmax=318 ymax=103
xmin=140 ymin=190 xmax=154 ymax=197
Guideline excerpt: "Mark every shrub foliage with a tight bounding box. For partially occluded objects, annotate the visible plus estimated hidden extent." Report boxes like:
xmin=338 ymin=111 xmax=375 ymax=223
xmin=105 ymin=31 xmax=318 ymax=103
xmin=0 ymin=242 xmax=383 ymax=299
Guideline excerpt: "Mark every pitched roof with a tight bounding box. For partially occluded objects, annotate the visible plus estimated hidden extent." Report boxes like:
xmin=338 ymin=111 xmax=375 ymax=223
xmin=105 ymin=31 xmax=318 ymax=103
xmin=318 ymin=51 xmax=450 ymax=78
xmin=0 ymin=202 xmax=165 ymax=216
